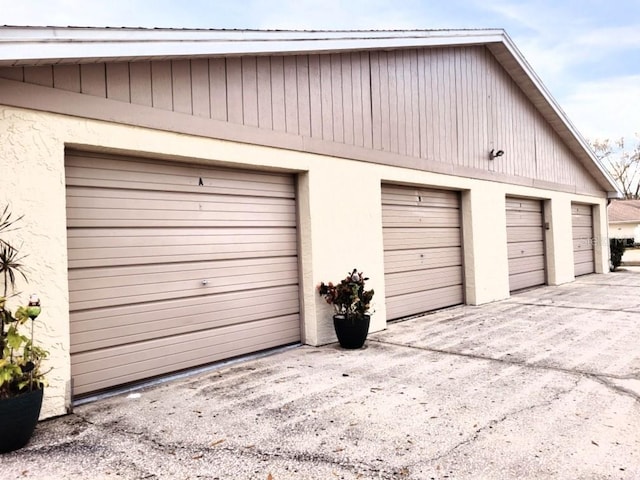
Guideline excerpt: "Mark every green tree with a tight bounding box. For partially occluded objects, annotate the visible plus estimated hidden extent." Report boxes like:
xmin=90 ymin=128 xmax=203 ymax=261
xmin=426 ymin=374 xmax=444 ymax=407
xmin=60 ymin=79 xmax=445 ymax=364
xmin=590 ymin=136 xmax=640 ymax=199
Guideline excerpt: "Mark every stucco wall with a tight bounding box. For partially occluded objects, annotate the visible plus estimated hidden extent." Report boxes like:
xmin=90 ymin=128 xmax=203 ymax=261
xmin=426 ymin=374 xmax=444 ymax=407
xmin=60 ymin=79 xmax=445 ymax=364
xmin=609 ymin=223 xmax=638 ymax=240
xmin=0 ymin=106 xmax=609 ymax=419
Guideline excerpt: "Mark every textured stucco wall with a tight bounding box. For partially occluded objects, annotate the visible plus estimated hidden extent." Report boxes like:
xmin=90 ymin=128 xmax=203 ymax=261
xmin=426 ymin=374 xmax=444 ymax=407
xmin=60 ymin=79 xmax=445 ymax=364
xmin=0 ymin=105 xmax=609 ymax=419
xmin=609 ymin=223 xmax=638 ymax=240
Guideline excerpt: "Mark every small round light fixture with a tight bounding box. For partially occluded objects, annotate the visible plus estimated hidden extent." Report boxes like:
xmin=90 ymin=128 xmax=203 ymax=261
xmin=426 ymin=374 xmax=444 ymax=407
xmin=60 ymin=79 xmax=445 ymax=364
xmin=489 ymin=149 xmax=505 ymax=160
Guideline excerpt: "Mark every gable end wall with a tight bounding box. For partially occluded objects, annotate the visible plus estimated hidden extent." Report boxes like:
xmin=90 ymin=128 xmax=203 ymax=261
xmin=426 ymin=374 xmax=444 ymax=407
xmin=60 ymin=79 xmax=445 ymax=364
xmin=0 ymin=46 xmax=604 ymax=195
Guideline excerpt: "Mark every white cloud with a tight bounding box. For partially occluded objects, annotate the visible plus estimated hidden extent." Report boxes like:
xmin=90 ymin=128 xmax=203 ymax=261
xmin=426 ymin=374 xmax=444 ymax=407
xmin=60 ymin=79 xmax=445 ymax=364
xmin=1 ymin=0 xmax=149 ymax=27
xmin=561 ymin=74 xmax=640 ymax=141
xmin=252 ymin=0 xmax=422 ymax=30
xmin=575 ymin=25 xmax=640 ymax=50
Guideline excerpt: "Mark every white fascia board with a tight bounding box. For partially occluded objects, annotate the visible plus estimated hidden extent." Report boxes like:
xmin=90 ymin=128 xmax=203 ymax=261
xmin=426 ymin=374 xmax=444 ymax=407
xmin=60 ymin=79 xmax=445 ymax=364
xmin=0 ymin=26 xmax=504 ymax=64
xmin=498 ymin=33 xmax=622 ymax=197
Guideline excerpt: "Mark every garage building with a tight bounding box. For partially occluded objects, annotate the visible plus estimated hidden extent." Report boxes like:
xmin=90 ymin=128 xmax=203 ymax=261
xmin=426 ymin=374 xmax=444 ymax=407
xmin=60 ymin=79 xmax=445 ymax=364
xmin=0 ymin=27 xmax=619 ymax=417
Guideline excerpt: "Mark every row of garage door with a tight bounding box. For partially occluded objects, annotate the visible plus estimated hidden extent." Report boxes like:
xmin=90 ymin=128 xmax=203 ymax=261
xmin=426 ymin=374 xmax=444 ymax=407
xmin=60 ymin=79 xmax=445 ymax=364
xmin=66 ymin=153 xmax=596 ymax=398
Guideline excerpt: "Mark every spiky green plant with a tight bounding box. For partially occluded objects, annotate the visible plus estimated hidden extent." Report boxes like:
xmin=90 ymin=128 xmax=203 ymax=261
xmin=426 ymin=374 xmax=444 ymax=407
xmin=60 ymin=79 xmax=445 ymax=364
xmin=0 ymin=206 xmax=47 ymax=398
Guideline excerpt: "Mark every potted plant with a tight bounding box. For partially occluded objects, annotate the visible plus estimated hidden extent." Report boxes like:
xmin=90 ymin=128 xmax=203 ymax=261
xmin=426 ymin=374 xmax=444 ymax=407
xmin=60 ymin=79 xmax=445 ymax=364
xmin=0 ymin=205 xmax=48 ymax=453
xmin=318 ymin=268 xmax=374 ymax=349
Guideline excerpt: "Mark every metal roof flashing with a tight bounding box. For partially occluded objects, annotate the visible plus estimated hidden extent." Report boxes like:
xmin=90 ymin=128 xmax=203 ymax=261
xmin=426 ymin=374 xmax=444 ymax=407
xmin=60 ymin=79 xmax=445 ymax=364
xmin=0 ymin=26 xmax=620 ymax=195
xmin=0 ymin=27 xmax=506 ymax=65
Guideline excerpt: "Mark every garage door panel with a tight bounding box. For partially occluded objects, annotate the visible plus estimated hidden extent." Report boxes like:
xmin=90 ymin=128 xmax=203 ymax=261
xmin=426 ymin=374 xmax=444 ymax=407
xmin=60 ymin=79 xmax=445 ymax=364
xmin=71 ymin=314 xmax=301 ymax=395
xmin=508 ymin=256 xmax=545 ymax=275
xmin=571 ymin=203 xmax=595 ymax=276
xmin=71 ymin=284 xmax=298 ymax=331
xmin=71 ymin=291 xmax=300 ymax=354
xmin=572 ymin=226 xmax=593 ymax=239
xmin=67 ymin=244 xmax=297 ymax=269
xmin=382 ymin=205 xmax=460 ymax=227
xmin=505 ymin=210 xmax=543 ymax=226
xmin=381 ymin=186 xmax=459 ymax=208
xmin=385 ymin=266 xmax=463 ymax=296
xmin=69 ymin=259 xmax=299 ymax=311
xmin=67 ymin=209 xmax=296 ymax=228
xmin=574 ymin=249 xmax=594 ymax=264
xmin=385 ymin=285 xmax=463 ymax=320
xmin=574 ymin=261 xmax=594 ymax=276
xmin=382 ymin=185 xmax=463 ymax=320
xmin=383 ymin=228 xmax=461 ymax=250
xmin=505 ymin=198 xmax=541 ymax=212
xmin=67 ymin=152 xmax=300 ymax=396
xmin=571 ymin=215 xmax=593 ymax=228
xmin=573 ymin=238 xmax=593 ymax=252
xmin=507 ymin=241 xmax=545 ymax=259
xmin=384 ymin=247 xmax=462 ymax=273
xmin=572 ymin=204 xmax=592 ymax=216
xmin=509 ymin=270 xmax=545 ymax=292
xmin=506 ymin=197 xmax=545 ymax=291
xmin=69 ymin=256 xmax=298 ymax=287
xmin=506 ymin=226 xmax=544 ymax=243
xmin=73 ymin=314 xmax=301 ymax=371
xmin=67 ymin=228 xmax=297 ymax=268
xmin=66 ymin=190 xmax=296 ymax=214
xmin=66 ymin=154 xmax=295 ymax=198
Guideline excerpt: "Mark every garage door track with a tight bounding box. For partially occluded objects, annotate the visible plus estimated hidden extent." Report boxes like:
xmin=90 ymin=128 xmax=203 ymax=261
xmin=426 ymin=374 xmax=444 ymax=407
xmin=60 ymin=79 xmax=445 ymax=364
xmin=3 ymin=271 xmax=640 ymax=479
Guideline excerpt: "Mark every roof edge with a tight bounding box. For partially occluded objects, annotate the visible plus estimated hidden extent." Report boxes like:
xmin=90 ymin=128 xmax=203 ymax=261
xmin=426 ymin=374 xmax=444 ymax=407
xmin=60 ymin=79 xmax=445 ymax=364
xmin=0 ymin=26 xmax=623 ymax=196
xmin=496 ymin=32 xmax=621 ymax=196
xmin=0 ymin=27 xmax=506 ymax=65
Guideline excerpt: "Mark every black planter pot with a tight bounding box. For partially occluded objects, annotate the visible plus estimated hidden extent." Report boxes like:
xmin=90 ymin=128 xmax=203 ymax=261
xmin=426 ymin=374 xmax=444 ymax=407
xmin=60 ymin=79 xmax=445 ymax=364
xmin=333 ymin=314 xmax=371 ymax=349
xmin=0 ymin=388 xmax=44 ymax=453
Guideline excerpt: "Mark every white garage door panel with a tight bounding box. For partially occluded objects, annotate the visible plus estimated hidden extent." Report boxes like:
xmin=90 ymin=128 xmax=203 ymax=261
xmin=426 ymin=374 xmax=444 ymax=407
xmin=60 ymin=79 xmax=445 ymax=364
xmin=506 ymin=226 xmax=544 ymax=243
xmin=65 ymin=155 xmax=293 ymax=198
xmin=385 ymin=266 xmax=463 ymax=296
xmin=72 ymin=315 xmax=301 ymax=395
xmin=384 ymin=286 xmax=464 ymax=320
xmin=508 ymin=255 xmax=546 ymax=275
xmin=66 ymin=151 xmax=300 ymax=397
xmin=383 ymin=228 xmax=462 ymax=250
xmin=382 ymin=205 xmax=461 ymax=227
xmin=506 ymin=197 xmax=546 ymax=291
xmin=68 ymin=257 xmax=298 ymax=311
xmin=507 ymin=241 xmax=545 ymax=259
xmin=70 ymin=286 xmax=300 ymax=354
xmin=67 ymin=228 xmax=296 ymax=268
xmin=382 ymin=185 xmax=463 ymax=320
xmin=509 ymin=270 xmax=546 ymax=292
xmin=384 ymin=247 xmax=462 ymax=273
xmin=572 ymin=203 xmax=595 ymax=276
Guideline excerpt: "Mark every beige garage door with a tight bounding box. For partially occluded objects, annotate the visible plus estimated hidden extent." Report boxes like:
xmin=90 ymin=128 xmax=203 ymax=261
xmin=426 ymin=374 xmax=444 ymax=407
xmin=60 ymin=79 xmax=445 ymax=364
xmin=66 ymin=151 xmax=300 ymax=397
xmin=382 ymin=185 xmax=464 ymax=320
xmin=572 ymin=203 xmax=595 ymax=276
xmin=506 ymin=197 xmax=546 ymax=291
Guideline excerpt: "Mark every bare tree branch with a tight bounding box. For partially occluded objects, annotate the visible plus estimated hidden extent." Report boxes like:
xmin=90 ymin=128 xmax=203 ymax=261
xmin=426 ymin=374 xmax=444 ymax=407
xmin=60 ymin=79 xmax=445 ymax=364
xmin=590 ymin=135 xmax=640 ymax=199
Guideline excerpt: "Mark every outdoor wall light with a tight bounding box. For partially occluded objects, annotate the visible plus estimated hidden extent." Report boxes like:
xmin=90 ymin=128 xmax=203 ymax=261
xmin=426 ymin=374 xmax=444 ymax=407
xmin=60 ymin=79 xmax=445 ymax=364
xmin=489 ymin=149 xmax=505 ymax=160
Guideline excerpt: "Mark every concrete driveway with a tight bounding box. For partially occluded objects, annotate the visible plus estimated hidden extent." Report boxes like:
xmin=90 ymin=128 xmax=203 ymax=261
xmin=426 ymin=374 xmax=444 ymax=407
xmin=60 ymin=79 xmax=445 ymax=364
xmin=4 ymin=270 xmax=640 ymax=480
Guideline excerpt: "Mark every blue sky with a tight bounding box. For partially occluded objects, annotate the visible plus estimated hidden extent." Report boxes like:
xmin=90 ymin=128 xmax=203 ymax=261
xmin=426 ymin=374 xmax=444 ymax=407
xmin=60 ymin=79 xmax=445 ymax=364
xmin=2 ymin=0 xmax=639 ymax=143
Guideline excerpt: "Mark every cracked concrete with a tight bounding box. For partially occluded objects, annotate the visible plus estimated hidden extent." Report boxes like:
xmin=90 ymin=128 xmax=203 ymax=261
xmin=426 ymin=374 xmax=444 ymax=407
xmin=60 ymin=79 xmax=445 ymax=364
xmin=3 ymin=270 xmax=640 ymax=479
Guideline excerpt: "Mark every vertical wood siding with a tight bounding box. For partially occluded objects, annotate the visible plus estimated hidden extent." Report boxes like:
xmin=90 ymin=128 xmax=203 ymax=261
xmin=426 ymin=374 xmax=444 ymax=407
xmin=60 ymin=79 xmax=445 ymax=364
xmin=0 ymin=46 xmax=603 ymax=192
